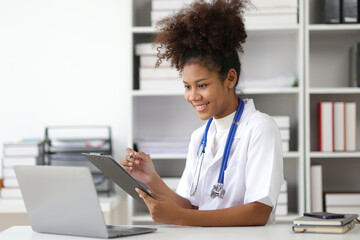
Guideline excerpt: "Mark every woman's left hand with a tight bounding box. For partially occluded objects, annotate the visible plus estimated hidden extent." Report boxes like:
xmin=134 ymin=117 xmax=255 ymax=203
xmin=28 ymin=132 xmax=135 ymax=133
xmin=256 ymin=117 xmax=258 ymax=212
xmin=135 ymin=188 xmax=185 ymax=225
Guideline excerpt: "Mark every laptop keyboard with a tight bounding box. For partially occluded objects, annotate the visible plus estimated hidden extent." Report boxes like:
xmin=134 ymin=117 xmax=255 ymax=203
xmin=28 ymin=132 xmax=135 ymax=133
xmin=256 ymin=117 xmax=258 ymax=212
xmin=106 ymin=225 xmax=156 ymax=237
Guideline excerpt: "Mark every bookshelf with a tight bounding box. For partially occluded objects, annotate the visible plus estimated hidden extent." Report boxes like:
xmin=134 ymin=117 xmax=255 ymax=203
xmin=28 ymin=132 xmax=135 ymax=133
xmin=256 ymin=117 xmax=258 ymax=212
xmin=129 ymin=0 xmax=305 ymax=224
xmin=304 ymin=0 xmax=360 ymax=212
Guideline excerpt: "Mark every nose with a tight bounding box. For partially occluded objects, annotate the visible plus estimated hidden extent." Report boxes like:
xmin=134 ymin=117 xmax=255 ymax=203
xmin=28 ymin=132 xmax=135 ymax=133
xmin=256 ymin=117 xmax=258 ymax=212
xmin=186 ymin=88 xmax=201 ymax=102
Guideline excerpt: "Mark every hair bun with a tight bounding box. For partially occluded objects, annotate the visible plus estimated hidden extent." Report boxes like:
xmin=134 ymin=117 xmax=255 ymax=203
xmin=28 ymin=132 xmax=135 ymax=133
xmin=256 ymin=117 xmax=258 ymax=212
xmin=154 ymin=0 xmax=248 ymax=70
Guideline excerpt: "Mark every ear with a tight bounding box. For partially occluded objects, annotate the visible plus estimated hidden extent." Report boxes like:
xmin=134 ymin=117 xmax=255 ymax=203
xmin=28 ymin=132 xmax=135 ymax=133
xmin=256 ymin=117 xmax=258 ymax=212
xmin=225 ymin=69 xmax=237 ymax=89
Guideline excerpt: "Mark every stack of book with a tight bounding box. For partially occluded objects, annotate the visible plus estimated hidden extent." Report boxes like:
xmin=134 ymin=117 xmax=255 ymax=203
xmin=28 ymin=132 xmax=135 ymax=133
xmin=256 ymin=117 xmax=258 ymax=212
xmin=271 ymin=115 xmax=290 ymax=152
xmin=0 ymin=140 xmax=43 ymax=199
xmin=325 ymin=192 xmax=360 ymax=216
xmin=238 ymin=75 xmax=297 ymax=90
xmin=318 ymin=101 xmax=357 ymax=152
xmin=135 ymin=43 xmax=183 ymax=92
xmin=150 ymin=0 xmax=298 ymax=27
xmin=293 ymin=213 xmax=358 ymax=234
xmin=150 ymin=0 xmax=192 ymax=26
xmin=276 ymin=180 xmax=288 ymax=216
xmin=135 ymin=137 xmax=190 ymax=155
xmin=245 ymin=0 xmax=298 ymax=26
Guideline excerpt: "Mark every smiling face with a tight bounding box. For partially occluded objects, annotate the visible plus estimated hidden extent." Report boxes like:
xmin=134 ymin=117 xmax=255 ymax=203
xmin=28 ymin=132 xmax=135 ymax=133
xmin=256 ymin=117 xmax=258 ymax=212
xmin=183 ymin=63 xmax=239 ymax=120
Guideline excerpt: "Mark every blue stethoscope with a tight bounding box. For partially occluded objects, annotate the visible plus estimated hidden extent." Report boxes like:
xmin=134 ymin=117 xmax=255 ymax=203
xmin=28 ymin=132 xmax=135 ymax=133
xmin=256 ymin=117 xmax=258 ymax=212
xmin=189 ymin=98 xmax=245 ymax=199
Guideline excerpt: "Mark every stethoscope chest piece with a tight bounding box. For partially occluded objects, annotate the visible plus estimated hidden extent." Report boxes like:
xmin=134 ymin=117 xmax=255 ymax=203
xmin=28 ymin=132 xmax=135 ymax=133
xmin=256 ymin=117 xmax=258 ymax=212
xmin=210 ymin=183 xmax=225 ymax=199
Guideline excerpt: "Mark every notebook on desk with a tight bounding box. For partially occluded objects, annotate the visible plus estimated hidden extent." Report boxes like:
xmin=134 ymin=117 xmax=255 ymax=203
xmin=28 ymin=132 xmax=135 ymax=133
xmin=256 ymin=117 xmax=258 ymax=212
xmin=14 ymin=165 xmax=157 ymax=238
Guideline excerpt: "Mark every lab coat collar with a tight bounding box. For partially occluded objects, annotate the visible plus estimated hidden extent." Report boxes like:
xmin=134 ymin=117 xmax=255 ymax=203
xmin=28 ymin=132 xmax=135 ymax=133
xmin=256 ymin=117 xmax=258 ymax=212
xmin=208 ymin=98 xmax=257 ymax=167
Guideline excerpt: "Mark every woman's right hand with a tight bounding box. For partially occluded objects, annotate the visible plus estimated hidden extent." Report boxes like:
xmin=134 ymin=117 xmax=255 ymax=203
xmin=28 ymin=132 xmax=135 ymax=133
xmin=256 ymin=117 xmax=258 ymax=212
xmin=119 ymin=148 xmax=156 ymax=185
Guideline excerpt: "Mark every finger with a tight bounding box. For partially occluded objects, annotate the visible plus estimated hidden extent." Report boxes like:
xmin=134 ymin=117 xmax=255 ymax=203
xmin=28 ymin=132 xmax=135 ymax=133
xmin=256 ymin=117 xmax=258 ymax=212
xmin=125 ymin=148 xmax=135 ymax=154
xmin=133 ymin=151 xmax=151 ymax=163
xmin=136 ymin=188 xmax=155 ymax=202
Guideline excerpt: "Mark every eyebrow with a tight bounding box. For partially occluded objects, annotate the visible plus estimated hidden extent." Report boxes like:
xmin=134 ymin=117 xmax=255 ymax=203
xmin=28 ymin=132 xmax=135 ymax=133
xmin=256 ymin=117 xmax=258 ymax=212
xmin=183 ymin=78 xmax=208 ymax=84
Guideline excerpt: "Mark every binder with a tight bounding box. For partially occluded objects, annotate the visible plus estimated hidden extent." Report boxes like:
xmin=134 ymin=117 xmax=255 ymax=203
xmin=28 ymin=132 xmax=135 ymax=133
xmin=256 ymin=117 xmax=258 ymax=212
xmin=342 ymin=0 xmax=358 ymax=23
xmin=324 ymin=0 xmax=341 ymax=23
xmin=318 ymin=102 xmax=334 ymax=152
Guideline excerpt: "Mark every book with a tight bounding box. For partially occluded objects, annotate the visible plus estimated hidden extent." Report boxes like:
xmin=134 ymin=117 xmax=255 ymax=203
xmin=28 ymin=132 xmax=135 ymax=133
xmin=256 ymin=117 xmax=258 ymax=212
xmin=324 ymin=0 xmax=341 ymax=23
xmin=0 ymin=188 xmax=22 ymax=199
xmin=342 ymin=0 xmax=358 ymax=23
xmin=139 ymin=67 xmax=180 ymax=80
xmin=3 ymin=168 xmax=16 ymax=178
xmin=293 ymin=213 xmax=358 ymax=226
xmin=276 ymin=204 xmax=288 ymax=216
xmin=140 ymin=55 xmax=171 ymax=68
xmin=3 ymin=141 xmax=43 ymax=157
xmin=280 ymin=180 xmax=287 ymax=192
xmin=152 ymin=0 xmax=299 ymax=10
xmin=244 ymin=13 xmax=298 ymax=26
xmin=239 ymin=75 xmax=297 ymax=88
xmin=333 ymin=102 xmax=346 ymax=152
xmin=325 ymin=193 xmax=360 ymax=206
xmin=277 ymin=192 xmax=288 ymax=204
xmin=140 ymin=79 xmax=184 ymax=91
xmin=3 ymin=178 xmax=19 ymax=188
xmin=151 ymin=0 xmax=192 ymax=10
xmin=271 ymin=115 xmax=290 ymax=129
xmin=246 ymin=7 xmax=298 ymax=15
xmin=345 ymin=102 xmax=357 ymax=151
xmin=250 ymin=0 xmax=298 ymax=8
xmin=2 ymin=157 xmax=38 ymax=167
xmin=282 ymin=141 xmax=289 ymax=152
xmin=135 ymin=43 xmax=161 ymax=56
xmin=311 ymin=165 xmax=323 ymax=212
xmin=318 ymin=101 xmax=334 ymax=152
xmin=279 ymin=129 xmax=290 ymax=141
xmin=292 ymin=221 xmax=355 ymax=234
xmin=349 ymin=43 xmax=360 ymax=87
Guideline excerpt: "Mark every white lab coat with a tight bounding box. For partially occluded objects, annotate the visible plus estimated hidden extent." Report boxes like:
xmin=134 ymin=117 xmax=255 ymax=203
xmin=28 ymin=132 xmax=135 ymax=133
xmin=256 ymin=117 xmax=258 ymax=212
xmin=176 ymin=99 xmax=284 ymax=224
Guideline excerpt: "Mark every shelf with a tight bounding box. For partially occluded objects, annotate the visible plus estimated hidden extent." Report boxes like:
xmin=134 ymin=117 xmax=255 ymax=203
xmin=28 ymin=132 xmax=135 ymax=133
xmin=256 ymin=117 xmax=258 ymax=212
xmin=310 ymin=152 xmax=360 ymax=158
xmin=309 ymin=88 xmax=360 ymax=94
xmin=240 ymin=87 xmax=300 ymax=95
xmin=283 ymin=152 xmax=300 ymax=158
xmin=148 ymin=152 xmax=300 ymax=160
xmin=132 ymin=87 xmax=300 ymax=96
xmin=309 ymin=24 xmax=360 ymax=32
xmin=132 ymin=25 xmax=300 ymax=34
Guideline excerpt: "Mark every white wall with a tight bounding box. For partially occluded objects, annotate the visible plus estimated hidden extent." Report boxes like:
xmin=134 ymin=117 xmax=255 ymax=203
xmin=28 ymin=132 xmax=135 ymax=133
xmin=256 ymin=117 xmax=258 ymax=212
xmin=0 ymin=0 xmax=132 ymax=174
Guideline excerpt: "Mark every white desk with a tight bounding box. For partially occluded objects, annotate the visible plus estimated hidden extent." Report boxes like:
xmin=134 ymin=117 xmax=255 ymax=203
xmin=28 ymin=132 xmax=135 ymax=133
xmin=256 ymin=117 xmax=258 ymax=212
xmin=1 ymin=224 xmax=359 ymax=240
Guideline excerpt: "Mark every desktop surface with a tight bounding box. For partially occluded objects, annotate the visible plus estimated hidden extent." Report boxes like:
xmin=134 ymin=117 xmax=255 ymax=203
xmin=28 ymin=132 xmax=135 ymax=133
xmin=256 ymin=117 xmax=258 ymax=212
xmin=1 ymin=224 xmax=359 ymax=240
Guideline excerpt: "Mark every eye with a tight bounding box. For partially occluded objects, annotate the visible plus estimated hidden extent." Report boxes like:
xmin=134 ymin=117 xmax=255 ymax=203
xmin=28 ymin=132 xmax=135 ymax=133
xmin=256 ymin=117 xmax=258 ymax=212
xmin=184 ymin=85 xmax=191 ymax=90
xmin=199 ymin=84 xmax=206 ymax=88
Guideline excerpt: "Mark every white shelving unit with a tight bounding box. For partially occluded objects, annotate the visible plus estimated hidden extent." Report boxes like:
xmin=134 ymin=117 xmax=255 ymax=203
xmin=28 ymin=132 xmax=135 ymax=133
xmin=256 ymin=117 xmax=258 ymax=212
xmin=129 ymin=0 xmax=305 ymax=224
xmin=304 ymin=0 xmax=360 ymax=212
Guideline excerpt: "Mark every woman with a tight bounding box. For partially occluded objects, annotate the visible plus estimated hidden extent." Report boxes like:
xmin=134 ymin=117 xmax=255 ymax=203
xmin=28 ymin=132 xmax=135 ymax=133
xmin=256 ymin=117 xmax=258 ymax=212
xmin=120 ymin=0 xmax=284 ymax=226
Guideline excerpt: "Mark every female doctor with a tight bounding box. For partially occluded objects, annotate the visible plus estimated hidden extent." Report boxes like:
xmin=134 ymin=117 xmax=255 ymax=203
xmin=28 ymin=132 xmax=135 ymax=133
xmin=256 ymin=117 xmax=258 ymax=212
xmin=120 ymin=0 xmax=284 ymax=226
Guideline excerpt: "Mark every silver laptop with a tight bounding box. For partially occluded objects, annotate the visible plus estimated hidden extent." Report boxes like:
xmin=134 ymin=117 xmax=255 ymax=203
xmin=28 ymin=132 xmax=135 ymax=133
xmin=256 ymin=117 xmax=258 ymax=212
xmin=14 ymin=165 xmax=157 ymax=238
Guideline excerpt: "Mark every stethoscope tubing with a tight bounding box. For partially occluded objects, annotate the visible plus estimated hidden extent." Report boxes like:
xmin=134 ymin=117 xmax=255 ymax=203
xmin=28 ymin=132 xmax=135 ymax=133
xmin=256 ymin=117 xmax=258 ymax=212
xmin=217 ymin=99 xmax=244 ymax=184
xmin=199 ymin=98 xmax=245 ymax=186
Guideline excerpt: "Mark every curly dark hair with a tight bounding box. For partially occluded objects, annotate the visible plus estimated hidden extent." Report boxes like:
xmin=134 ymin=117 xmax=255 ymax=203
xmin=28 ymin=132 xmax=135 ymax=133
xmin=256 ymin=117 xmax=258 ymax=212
xmin=153 ymin=0 xmax=249 ymax=85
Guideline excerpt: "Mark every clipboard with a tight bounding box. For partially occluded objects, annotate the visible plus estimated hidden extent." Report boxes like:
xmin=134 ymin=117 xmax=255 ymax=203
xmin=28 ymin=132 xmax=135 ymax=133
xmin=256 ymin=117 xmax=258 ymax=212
xmin=81 ymin=153 xmax=154 ymax=205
